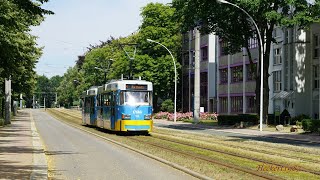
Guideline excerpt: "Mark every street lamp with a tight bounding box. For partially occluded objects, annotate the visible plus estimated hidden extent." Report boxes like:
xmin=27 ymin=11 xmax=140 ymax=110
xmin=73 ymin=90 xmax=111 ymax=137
xmin=217 ymin=0 xmax=264 ymax=131
xmin=147 ymin=39 xmax=177 ymax=123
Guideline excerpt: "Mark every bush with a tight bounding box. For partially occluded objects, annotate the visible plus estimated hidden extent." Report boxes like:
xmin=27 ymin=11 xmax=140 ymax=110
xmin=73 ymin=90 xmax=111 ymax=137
xmin=0 ymin=119 xmax=4 ymax=126
xmin=301 ymin=119 xmax=320 ymax=132
xmin=154 ymin=111 xmax=218 ymax=121
xmin=291 ymin=114 xmax=311 ymax=125
xmin=218 ymin=114 xmax=259 ymax=126
xmin=268 ymin=114 xmax=276 ymax=125
xmin=153 ymin=112 xmax=170 ymax=119
xmin=296 ymin=121 xmax=302 ymax=127
xmin=160 ymin=99 xmax=174 ymax=113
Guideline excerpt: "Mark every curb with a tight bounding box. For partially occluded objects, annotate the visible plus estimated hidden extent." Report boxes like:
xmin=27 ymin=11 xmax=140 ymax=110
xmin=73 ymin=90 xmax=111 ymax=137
xmin=29 ymin=110 xmax=48 ymax=180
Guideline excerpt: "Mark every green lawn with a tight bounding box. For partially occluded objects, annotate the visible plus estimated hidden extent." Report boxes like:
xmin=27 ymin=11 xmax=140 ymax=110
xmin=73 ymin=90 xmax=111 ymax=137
xmin=183 ymin=119 xmax=218 ymax=126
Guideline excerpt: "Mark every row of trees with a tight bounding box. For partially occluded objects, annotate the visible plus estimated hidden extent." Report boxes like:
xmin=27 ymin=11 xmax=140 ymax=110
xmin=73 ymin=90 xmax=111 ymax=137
xmin=0 ymin=0 xmax=52 ymax=123
xmin=56 ymin=3 xmax=181 ymax=111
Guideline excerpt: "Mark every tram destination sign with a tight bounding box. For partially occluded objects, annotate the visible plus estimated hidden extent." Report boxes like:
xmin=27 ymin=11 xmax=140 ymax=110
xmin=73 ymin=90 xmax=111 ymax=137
xmin=126 ymin=84 xmax=147 ymax=90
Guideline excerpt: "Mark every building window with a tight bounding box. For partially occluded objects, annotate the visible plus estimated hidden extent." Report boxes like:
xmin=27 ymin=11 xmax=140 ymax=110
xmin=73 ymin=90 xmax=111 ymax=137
xmin=274 ymin=48 xmax=282 ymax=64
xmin=231 ymin=66 xmax=243 ymax=83
xmin=314 ymin=65 xmax=320 ymax=89
xmin=246 ymin=96 xmax=256 ymax=113
xmin=274 ymin=70 xmax=282 ymax=92
xmin=248 ymin=36 xmax=258 ymax=49
xmin=314 ymin=34 xmax=320 ymax=58
xmin=273 ymin=28 xmax=282 ymax=38
xmin=246 ymin=64 xmax=256 ymax=81
xmin=220 ymin=68 xmax=228 ymax=84
xmin=231 ymin=96 xmax=243 ymax=113
xmin=220 ymin=40 xmax=229 ymax=56
xmin=219 ymin=97 xmax=228 ymax=113
xmin=201 ymin=46 xmax=208 ymax=61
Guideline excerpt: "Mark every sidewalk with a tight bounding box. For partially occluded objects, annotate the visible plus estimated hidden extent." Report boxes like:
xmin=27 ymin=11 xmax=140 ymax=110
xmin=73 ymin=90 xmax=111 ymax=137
xmin=0 ymin=109 xmax=47 ymax=180
xmin=153 ymin=119 xmax=320 ymax=145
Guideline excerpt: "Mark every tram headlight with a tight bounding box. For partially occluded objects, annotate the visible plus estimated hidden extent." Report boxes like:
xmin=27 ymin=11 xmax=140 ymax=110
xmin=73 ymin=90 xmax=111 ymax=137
xmin=122 ymin=114 xmax=131 ymax=120
xmin=144 ymin=114 xmax=151 ymax=120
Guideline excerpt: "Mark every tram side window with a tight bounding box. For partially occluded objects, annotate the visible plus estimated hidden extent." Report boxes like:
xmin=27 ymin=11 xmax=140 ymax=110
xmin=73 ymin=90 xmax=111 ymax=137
xmin=97 ymin=95 xmax=101 ymax=107
xmin=85 ymin=98 xmax=91 ymax=113
xmin=103 ymin=93 xmax=111 ymax=106
xmin=120 ymin=92 xmax=124 ymax=105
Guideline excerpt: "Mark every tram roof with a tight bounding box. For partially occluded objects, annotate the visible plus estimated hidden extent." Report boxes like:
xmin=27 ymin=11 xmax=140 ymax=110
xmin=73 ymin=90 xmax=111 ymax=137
xmin=83 ymin=86 xmax=99 ymax=97
xmin=99 ymin=79 xmax=152 ymax=92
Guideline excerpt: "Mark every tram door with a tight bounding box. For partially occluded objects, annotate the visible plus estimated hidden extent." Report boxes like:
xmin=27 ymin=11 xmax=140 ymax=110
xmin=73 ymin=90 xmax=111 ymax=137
xmin=89 ymin=96 xmax=96 ymax=125
xmin=110 ymin=92 xmax=116 ymax=130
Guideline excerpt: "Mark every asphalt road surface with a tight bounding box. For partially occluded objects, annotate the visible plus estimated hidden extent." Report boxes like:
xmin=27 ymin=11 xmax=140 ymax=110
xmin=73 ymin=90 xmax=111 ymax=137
xmin=31 ymin=109 xmax=197 ymax=180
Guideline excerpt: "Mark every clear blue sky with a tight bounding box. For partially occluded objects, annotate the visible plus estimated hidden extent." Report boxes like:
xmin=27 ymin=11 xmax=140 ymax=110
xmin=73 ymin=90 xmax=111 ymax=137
xmin=31 ymin=0 xmax=172 ymax=78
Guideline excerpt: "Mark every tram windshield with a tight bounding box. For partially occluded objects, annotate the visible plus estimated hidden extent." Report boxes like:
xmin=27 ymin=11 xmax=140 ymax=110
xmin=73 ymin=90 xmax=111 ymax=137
xmin=120 ymin=91 xmax=152 ymax=106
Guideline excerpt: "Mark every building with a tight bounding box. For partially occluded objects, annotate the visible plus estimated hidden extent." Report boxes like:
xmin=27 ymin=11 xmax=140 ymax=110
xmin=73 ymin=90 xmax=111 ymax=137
xmin=181 ymin=23 xmax=320 ymax=119
xmin=181 ymin=30 xmax=218 ymax=113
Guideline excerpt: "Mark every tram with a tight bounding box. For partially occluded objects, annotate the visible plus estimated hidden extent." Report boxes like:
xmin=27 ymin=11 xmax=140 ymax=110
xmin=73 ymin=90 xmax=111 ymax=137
xmin=82 ymin=78 xmax=153 ymax=132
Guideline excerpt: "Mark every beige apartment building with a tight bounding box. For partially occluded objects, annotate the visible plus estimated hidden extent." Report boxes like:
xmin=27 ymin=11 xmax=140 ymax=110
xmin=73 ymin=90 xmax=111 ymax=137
xmin=181 ymin=23 xmax=320 ymax=119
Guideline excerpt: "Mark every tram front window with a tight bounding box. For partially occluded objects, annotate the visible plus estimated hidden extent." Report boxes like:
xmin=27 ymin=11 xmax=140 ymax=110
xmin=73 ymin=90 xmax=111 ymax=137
xmin=120 ymin=91 xmax=151 ymax=106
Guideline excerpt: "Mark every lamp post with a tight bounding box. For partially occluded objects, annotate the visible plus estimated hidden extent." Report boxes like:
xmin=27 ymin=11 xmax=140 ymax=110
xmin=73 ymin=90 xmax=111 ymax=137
xmin=147 ymin=39 xmax=177 ymax=123
xmin=217 ymin=0 xmax=264 ymax=131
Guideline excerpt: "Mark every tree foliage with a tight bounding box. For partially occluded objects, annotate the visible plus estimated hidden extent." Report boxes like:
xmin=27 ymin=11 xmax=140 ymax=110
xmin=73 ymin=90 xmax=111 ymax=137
xmin=173 ymin=0 xmax=320 ymax=120
xmin=0 ymin=0 xmax=53 ymax=106
xmin=66 ymin=3 xmax=182 ymax=111
xmin=34 ymin=75 xmax=62 ymax=108
xmin=56 ymin=67 xmax=82 ymax=107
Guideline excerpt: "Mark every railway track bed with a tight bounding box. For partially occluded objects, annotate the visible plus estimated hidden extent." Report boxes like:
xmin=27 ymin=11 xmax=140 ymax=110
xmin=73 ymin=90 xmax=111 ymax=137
xmin=48 ymin=108 xmax=320 ymax=180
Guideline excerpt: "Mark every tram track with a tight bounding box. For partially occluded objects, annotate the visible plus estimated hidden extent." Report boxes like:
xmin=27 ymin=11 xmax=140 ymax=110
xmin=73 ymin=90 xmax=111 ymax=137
xmin=55 ymin=108 xmax=320 ymax=163
xmin=142 ymin=133 xmax=320 ymax=176
xmin=49 ymin=108 xmax=320 ymax=179
xmin=151 ymin=131 xmax=320 ymax=165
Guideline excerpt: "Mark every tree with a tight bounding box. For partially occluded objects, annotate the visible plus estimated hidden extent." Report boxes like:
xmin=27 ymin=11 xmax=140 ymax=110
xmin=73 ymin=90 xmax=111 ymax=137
xmin=0 ymin=0 xmax=53 ymax=119
xmin=135 ymin=2 xmax=182 ymax=111
xmin=64 ymin=3 xmax=181 ymax=112
xmin=57 ymin=67 xmax=82 ymax=107
xmin=173 ymin=0 xmax=320 ymax=122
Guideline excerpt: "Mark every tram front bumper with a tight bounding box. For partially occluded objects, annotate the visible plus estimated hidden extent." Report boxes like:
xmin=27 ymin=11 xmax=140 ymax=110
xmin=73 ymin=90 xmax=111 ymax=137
xmin=115 ymin=120 xmax=153 ymax=132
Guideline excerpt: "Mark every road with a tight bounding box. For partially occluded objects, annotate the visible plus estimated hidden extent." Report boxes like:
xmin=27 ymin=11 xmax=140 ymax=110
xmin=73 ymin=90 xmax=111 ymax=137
xmin=31 ymin=109 xmax=197 ymax=180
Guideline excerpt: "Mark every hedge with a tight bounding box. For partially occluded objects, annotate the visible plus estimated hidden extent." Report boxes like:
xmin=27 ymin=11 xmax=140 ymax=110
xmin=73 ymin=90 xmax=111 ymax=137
xmin=301 ymin=119 xmax=320 ymax=132
xmin=218 ymin=114 xmax=259 ymax=125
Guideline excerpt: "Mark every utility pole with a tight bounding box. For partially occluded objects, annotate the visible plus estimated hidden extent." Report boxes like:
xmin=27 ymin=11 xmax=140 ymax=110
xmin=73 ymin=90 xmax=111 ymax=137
xmin=5 ymin=78 xmax=11 ymax=125
xmin=194 ymin=28 xmax=200 ymax=123
xmin=55 ymin=92 xmax=58 ymax=107
xmin=20 ymin=94 xmax=23 ymax=109
xmin=33 ymin=95 xmax=35 ymax=109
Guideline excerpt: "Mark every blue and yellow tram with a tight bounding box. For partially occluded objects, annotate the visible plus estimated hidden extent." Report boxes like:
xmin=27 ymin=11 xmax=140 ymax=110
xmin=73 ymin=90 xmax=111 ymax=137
xmin=82 ymin=79 xmax=153 ymax=132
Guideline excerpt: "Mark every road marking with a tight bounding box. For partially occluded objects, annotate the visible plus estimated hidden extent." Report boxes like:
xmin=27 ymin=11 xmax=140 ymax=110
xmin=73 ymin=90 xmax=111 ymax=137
xmin=30 ymin=110 xmax=48 ymax=180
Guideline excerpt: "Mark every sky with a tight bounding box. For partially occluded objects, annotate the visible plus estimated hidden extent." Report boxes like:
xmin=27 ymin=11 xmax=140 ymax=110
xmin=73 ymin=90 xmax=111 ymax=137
xmin=31 ymin=0 xmax=172 ymax=78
